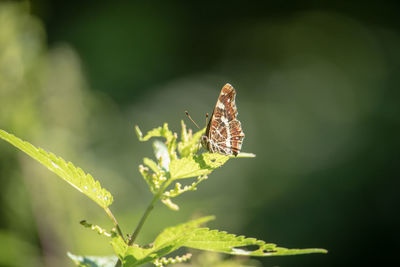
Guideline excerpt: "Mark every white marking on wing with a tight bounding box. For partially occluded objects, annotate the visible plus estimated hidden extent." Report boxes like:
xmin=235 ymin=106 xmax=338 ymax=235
xmin=213 ymin=128 xmax=225 ymax=140
xmin=220 ymin=116 xmax=231 ymax=148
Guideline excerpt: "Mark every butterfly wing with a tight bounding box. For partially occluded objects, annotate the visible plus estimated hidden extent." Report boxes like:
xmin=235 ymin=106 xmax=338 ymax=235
xmin=207 ymin=83 xmax=245 ymax=156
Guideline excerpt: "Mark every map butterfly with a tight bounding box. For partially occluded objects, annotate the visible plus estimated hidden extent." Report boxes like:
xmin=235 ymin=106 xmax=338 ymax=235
xmin=201 ymin=83 xmax=245 ymax=156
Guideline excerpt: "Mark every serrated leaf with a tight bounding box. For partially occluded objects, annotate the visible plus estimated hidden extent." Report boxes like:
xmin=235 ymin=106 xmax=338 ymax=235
xmin=153 ymin=216 xmax=215 ymax=247
xmin=110 ymin=216 xmax=215 ymax=267
xmin=135 ymin=124 xmax=173 ymax=142
xmin=110 ymin=236 xmax=154 ymax=267
xmin=135 ymin=124 xmax=177 ymax=161
xmin=67 ymin=252 xmax=118 ymax=267
xmin=0 ymin=129 xmax=113 ymax=208
xmin=183 ymin=228 xmax=327 ymax=256
xmin=111 ymin=216 xmax=325 ymax=266
xmin=169 ymin=153 xmax=229 ymax=179
xmin=169 ymin=157 xmax=210 ymax=179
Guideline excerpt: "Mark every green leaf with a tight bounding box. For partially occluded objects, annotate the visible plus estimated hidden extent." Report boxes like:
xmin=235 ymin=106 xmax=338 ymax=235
xmin=111 ymin=216 xmax=326 ymax=266
xmin=177 ymin=121 xmax=204 ymax=157
xmin=67 ymin=252 xmax=118 ymax=267
xmin=135 ymin=123 xmax=177 ymax=161
xmin=183 ymin=228 xmax=327 ymax=256
xmin=110 ymin=216 xmax=215 ymax=267
xmin=110 ymin=236 xmax=153 ymax=267
xmin=135 ymin=124 xmax=174 ymax=143
xmin=0 ymin=129 xmax=113 ymax=208
xmin=153 ymin=216 xmax=215 ymax=247
xmin=169 ymin=157 xmax=210 ymax=179
xmin=169 ymin=153 xmax=229 ymax=179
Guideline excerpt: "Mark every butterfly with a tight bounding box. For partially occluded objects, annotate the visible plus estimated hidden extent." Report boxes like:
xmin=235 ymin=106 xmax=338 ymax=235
xmin=200 ymin=83 xmax=245 ymax=156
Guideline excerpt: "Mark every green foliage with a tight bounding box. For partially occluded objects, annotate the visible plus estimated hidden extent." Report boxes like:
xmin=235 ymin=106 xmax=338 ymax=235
xmin=136 ymin=122 xmax=254 ymax=211
xmin=0 ymin=121 xmax=326 ymax=267
xmin=182 ymin=227 xmax=327 ymax=256
xmin=169 ymin=153 xmax=228 ymax=179
xmin=177 ymin=120 xmax=204 ymax=157
xmin=111 ymin=216 xmax=326 ymax=267
xmin=135 ymin=123 xmax=177 ymax=160
xmin=0 ymin=129 xmax=113 ymax=209
xmin=110 ymin=217 xmax=215 ymax=266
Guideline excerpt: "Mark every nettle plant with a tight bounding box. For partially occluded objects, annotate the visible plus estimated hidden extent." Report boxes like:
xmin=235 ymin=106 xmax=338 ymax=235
xmin=0 ymin=122 xmax=326 ymax=267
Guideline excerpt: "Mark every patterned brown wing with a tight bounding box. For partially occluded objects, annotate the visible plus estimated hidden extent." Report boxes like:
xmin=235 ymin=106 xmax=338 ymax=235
xmin=206 ymin=83 xmax=245 ymax=156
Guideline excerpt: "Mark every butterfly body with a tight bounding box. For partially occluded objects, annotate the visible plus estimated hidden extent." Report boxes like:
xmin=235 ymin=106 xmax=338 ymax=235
xmin=201 ymin=83 xmax=245 ymax=156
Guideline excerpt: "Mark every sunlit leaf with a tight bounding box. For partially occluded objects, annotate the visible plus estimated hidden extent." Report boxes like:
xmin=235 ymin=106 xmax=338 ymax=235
xmin=110 ymin=216 xmax=215 ymax=267
xmin=110 ymin=216 xmax=325 ymax=266
xmin=110 ymin=236 xmax=153 ymax=267
xmin=153 ymin=216 xmax=215 ymax=247
xmin=169 ymin=153 xmax=229 ymax=179
xmin=183 ymin=228 xmax=327 ymax=256
xmin=135 ymin=123 xmax=178 ymax=161
xmin=0 ymin=129 xmax=113 ymax=208
xmin=135 ymin=124 xmax=174 ymax=143
xmin=169 ymin=157 xmax=210 ymax=179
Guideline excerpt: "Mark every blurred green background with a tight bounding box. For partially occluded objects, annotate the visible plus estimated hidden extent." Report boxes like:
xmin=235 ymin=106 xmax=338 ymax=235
xmin=1 ymin=1 xmax=399 ymax=266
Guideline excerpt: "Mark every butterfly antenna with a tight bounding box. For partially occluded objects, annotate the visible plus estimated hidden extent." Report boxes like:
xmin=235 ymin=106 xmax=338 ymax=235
xmin=185 ymin=110 xmax=201 ymax=129
xmin=205 ymin=113 xmax=209 ymax=128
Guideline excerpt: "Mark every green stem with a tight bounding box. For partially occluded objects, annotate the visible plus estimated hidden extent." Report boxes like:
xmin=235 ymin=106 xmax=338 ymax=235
xmin=105 ymin=207 xmax=125 ymax=243
xmin=127 ymin=179 xmax=174 ymax=246
xmin=128 ymin=195 xmax=157 ymax=246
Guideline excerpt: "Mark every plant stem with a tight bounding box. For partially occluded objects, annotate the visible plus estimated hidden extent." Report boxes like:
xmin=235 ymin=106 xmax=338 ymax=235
xmin=128 ymin=195 xmax=157 ymax=246
xmin=127 ymin=179 xmax=173 ymax=246
xmin=105 ymin=207 xmax=125 ymax=242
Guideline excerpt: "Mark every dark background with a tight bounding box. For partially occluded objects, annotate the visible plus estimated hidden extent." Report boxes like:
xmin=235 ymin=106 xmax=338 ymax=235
xmin=0 ymin=0 xmax=399 ymax=266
